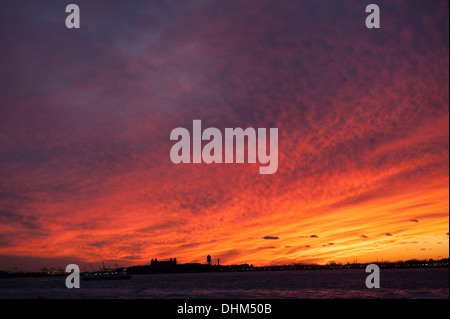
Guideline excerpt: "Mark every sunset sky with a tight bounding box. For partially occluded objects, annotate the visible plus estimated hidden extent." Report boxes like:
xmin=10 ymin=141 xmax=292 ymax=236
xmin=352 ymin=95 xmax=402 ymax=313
xmin=0 ymin=0 xmax=448 ymax=272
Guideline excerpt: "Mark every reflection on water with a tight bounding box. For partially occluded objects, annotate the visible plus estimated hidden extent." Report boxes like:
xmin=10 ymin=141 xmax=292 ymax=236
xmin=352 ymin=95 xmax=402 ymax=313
xmin=0 ymin=268 xmax=448 ymax=299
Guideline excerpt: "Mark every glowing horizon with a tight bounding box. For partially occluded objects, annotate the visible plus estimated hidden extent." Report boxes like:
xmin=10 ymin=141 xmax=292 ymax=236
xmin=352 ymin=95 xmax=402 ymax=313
xmin=0 ymin=0 xmax=448 ymax=272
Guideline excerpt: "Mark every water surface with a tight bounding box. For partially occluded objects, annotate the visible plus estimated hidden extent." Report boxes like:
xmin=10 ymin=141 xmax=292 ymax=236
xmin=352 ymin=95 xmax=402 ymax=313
xmin=0 ymin=268 xmax=448 ymax=299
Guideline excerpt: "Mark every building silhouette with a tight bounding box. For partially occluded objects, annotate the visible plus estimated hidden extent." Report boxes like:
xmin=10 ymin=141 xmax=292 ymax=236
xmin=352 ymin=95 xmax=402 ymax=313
xmin=150 ymin=258 xmax=177 ymax=273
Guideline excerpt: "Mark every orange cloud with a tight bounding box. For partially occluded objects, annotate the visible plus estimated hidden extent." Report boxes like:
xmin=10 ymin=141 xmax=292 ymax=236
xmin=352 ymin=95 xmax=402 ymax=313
xmin=0 ymin=0 xmax=448 ymax=271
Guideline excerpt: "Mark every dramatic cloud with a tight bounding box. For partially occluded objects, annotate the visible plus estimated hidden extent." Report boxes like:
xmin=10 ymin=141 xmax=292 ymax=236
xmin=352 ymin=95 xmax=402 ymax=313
xmin=0 ymin=0 xmax=448 ymax=271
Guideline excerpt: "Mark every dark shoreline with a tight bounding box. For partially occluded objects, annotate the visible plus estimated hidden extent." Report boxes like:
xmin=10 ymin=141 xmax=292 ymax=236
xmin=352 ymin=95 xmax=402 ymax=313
xmin=1 ymin=258 xmax=448 ymax=278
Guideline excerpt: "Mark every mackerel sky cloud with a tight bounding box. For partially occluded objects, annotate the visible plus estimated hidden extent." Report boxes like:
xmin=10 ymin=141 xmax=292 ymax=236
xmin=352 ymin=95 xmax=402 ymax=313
xmin=0 ymin=0 xmax=448 ymax=271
